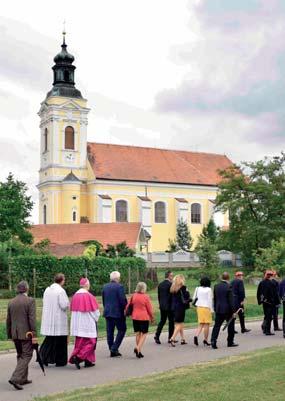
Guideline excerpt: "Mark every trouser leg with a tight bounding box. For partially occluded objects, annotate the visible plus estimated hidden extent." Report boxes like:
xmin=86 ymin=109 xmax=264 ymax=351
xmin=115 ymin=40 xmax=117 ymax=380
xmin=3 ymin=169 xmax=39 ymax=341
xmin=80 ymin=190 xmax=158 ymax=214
xmin=155 ymin=310 xmax=167 ymax=339
xmin=112 ymin=318 xmax=127 ymax=352
xmin=263 ymin=304 xmax=273 ymax=334
xmin=227 ymin=316 xmax=235 ymax=345
xmin=238 ymin=308 xmax=246 ymax=331
xmin=10 ymin=340 xmax=33 ymax=384
xmin=211 ymin=314 xmax=224 ymax=345
xmin=168 ymin=310 xmax=175 ymax=339
xmin=106 ymin=318 xmax=115 ymax=350
xmin=273 ymin=306 xmax=279 ymax=330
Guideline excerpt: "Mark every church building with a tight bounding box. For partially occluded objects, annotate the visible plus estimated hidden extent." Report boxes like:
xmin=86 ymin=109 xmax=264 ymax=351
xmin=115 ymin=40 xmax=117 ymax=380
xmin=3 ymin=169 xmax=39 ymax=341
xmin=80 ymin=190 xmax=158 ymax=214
xmin=37 ymin=33 xmax=232 ymax=253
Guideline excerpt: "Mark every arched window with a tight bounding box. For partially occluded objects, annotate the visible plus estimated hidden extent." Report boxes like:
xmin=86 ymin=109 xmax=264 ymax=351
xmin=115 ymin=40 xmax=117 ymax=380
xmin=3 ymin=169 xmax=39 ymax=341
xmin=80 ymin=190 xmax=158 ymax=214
xmin=64 ymin=70 xmax=70 ymax=82
xmin=116 ymin=200 xmax=128 ymax=222
xmin=191 ymin=203 xmax=201 ymax=224
xmin=43 ymin=205 xmax=47 ymax=225
xmin=43 ymin=128 xmax=48 ymax=152
xmin=155 ymin=201 xmax=166 ymax=223
xmin=72 ymin=210 xmax=77 ymax=222
xmin=65 ymin=126 xmax=75 ymax=150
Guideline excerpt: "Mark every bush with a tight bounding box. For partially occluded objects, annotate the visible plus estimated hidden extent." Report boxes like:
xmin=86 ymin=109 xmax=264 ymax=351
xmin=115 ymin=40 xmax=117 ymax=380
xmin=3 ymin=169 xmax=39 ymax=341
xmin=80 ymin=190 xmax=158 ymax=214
xmin=10 ymin=255 xmax=149 ymax=297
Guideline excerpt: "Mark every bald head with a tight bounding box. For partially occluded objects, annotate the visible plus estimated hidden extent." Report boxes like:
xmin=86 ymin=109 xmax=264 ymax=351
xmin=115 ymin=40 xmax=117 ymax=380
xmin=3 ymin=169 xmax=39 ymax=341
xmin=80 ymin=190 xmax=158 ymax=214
xmin=222 ymin=272 xmax=230 ymax=281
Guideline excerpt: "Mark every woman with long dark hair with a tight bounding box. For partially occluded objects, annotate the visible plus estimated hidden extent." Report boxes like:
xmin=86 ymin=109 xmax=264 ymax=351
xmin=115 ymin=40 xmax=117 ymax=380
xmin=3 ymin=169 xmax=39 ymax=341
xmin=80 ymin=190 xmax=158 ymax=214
xmin=193 ymin=276 xmax=213 ymax=346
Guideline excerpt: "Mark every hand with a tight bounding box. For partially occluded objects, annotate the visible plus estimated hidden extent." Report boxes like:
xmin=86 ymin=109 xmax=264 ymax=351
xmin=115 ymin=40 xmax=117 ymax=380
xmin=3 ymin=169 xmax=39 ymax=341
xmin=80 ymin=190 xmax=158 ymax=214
xmin=32 ymin=337 xmax=38 ymax=345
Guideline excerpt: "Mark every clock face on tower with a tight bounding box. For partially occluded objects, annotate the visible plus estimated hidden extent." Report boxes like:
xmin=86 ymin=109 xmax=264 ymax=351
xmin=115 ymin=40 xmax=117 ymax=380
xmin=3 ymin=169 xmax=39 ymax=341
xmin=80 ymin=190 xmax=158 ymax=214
xmin=65 ymin=152 xmax=75 ymax=163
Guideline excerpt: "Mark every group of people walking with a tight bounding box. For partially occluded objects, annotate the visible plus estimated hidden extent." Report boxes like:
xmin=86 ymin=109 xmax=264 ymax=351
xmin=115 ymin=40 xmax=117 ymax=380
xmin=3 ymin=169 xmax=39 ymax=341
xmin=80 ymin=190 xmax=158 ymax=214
xmin=6 ymin=268 xmax=285 ymax=391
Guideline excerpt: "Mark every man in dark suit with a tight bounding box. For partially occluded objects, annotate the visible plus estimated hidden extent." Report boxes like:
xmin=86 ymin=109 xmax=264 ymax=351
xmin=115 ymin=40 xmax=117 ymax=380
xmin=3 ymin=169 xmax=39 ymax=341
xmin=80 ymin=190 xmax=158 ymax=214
xmin=211 ymin=272 xmax=238 ymax=349
xmin=6 ymin=281 xmax=37 ymax=390
xmin=279 ymin=276 xmax=285 ymax=338
xmin=257 ymin=270 xmax=280 ymax=335
xmin=154 ymin=271 xmax=174 ymax=344
xmin=231 ymin=271 xmax=251 ymax=333
xmin=102 ymin=271 xmax=127 ymax=357
xmin=272 ymin=271 xmax=282 ymax=331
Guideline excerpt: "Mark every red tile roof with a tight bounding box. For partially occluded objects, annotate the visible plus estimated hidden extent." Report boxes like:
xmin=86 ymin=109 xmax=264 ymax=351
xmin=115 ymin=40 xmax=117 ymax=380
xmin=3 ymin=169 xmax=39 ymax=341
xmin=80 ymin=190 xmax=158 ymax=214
xmin=31 ymin=223 xmax=142 ymax=250
xmin=87 ymin=142 xmax=233 ymax=186
xmin=49 ymin=243 xmax=86 ymax=257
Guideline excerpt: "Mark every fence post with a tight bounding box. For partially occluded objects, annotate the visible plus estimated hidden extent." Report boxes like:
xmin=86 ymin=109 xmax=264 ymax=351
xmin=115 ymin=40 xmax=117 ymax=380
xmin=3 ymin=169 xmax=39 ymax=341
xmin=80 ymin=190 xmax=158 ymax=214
xmin=33 ymin=268 xmax=36 ymax=299
xmin=128 ymin=265 xmax=131 ymax=295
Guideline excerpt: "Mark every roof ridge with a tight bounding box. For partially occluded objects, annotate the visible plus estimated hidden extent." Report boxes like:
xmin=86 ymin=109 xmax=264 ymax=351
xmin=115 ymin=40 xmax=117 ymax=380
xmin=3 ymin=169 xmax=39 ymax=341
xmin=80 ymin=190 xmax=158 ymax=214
xmin=87 ymin=141 xmax=229 ymax=159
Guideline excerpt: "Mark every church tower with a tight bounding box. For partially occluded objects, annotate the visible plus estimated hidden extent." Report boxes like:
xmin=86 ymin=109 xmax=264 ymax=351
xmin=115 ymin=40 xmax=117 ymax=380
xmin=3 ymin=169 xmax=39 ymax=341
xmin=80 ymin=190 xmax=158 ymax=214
xmin=38 ymin=31 xmax=90 ymax=224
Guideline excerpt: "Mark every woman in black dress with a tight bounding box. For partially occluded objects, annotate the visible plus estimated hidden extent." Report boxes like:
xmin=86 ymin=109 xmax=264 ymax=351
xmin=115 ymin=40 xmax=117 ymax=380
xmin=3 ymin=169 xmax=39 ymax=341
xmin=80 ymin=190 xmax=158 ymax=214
xmin=169 ymin=275 xmax=191 ymax=346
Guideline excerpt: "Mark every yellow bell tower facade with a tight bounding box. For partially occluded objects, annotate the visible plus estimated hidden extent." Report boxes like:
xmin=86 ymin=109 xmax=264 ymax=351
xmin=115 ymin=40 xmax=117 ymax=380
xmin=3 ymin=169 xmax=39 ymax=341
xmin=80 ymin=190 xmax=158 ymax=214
xmin=38 ymin=32 xmax=90 ymax=224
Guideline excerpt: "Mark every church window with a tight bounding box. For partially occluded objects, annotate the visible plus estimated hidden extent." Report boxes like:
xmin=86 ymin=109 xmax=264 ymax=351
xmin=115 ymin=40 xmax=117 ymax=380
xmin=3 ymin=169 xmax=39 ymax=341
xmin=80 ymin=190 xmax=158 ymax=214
xmin=154 ymin=201 xmax=166 ymax=223
xmin=72 ymin=209 xmax=77 ymax=222
xmin=191 ymin=203 xmax=201 ymax=224
xmin=44 ymin=128 xmax=48 ymax=152
xmin=116 ymin=200 xmax=128 ymax=222
xmin=65 ymin=126 xmax=75 ymax=150
xmin=43 ymin=205 xmax=47 ymax=224
xmin=64 ymin=70 xmax=70 ymax=82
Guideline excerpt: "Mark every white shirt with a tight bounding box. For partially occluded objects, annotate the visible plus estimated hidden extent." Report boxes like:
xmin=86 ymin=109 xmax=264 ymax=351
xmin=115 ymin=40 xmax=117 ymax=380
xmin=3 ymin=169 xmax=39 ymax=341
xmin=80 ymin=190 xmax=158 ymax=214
xmin=40 ymin=283 xmax=70 ymax=336
xmin=193 ymin=286 xmax=213 ymax=312
xmin=70 ymin=289 xmax=100 ymax=338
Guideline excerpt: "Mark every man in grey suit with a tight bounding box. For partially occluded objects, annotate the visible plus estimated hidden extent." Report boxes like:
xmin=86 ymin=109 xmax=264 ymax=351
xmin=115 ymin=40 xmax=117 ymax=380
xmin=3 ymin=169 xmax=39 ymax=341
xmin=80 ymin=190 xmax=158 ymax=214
xmin=6 ymin=281 xmax=37 ymax=390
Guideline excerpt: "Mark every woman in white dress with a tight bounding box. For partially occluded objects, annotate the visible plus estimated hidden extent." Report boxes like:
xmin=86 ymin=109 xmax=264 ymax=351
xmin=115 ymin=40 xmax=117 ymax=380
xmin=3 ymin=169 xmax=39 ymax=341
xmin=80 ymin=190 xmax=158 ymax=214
xmin=193 ymin=277 xmax=213 ymax=346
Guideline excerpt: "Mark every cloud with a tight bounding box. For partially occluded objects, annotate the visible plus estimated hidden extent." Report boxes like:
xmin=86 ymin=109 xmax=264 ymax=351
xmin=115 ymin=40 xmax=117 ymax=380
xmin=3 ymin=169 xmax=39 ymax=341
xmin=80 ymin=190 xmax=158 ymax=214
xmin=154 ymin=0 xmax=285 ymax=157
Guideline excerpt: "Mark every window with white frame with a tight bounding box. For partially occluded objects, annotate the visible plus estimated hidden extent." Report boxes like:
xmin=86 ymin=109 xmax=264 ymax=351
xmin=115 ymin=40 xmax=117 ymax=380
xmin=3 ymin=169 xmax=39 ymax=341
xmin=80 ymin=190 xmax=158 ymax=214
xmin=99 ymin=196 xmax=112 ymax=223
xmin=191 ymin=203 xmax=201 ymax=224
xmin=155 ymin=201 xmax=166 ymax=223
xmin=116 ymin=200 xmax=128 ymax=222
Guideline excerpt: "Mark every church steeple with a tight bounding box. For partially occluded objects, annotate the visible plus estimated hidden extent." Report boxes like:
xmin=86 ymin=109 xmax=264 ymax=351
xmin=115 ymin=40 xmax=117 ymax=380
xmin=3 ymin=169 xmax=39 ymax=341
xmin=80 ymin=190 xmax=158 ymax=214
xmin=46 ymin=31 xmax=82 ymax=99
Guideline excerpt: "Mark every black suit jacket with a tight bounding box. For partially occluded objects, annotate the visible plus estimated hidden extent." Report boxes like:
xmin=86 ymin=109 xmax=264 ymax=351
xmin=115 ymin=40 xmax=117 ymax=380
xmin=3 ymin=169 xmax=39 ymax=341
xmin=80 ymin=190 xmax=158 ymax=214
xmin=213 ymin=280 xmax=234 ymax=315
xmin=257 ymin=279 xmax=280 ymax=306
xmin=158 ymin=280 xmax=172 ymax=311
xmin=231 ymin=279 xmax=245 ymax=309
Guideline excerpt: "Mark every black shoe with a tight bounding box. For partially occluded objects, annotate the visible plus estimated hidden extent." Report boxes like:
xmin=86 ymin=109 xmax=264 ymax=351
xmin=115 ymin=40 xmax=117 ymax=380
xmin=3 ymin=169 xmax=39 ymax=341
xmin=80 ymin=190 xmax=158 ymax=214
xmin=241 ymin=328 xmax=251 ymax=333
xmin=21 ymin=380 xmax=32 ymax=385
xmin=9 ymin=380 xmax=23 ymax=390
xmin=71 ymin=355 xmax=81 ymax=369
xmin=154 ymin=336 xmax=161 ymax=345
xmin=84 ymin=360 xmax=95 ymax=368
xmin=110 ymin=351 xmax=122 ymax=357
xmin=234 ymin=330 xmax=238 ymax=334
xmin=134 ymin=348 xmax=139 ymax=358
xmin=181 ymin=339 xmax=187 ymax=345
xmin=138 ymin=352 xmax=144 ymax=358
xmin=274 ymin=328 xmax=282 ymax=331
xmin=265 ymin=332 xmax=275 ymax=336
xmin=169 ymin=339 xmax=176 ymax=347
xmin=203 ymin=340 xmax=211 ymax=346
xmin=211 ymin=343 xmax=218 ymax=349
xmin=228 ymin=343 xmax=239 ymax=347
xmin=194 ymin=336 xmax=198 ymax=346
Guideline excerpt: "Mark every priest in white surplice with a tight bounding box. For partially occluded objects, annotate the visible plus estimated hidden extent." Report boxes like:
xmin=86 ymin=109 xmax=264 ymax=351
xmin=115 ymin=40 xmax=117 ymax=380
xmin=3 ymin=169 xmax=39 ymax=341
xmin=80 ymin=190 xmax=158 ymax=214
xmin=40 ymin=273 xmax=70 ymax=366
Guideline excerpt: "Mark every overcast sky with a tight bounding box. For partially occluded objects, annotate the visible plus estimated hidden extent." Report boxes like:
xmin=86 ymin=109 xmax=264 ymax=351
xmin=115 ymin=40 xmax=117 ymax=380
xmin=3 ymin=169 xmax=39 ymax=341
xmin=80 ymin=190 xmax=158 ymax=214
xmin=0 ymin=0 xmax=284 ymax=223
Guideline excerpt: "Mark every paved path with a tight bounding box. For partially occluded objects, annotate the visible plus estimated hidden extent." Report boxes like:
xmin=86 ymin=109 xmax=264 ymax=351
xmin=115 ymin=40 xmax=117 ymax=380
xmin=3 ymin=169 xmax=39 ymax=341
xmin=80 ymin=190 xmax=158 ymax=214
xmin=0 ymin=320 xmax=284 ymax=401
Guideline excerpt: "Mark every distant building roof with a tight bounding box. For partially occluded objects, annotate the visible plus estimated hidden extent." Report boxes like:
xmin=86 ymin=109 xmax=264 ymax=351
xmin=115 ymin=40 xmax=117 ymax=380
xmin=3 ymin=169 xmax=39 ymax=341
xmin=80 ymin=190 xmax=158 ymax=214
xmin=31 ymin=223 xmax=143 ymax=250
xmin=87 ymin=142 xmax=233 ymax=186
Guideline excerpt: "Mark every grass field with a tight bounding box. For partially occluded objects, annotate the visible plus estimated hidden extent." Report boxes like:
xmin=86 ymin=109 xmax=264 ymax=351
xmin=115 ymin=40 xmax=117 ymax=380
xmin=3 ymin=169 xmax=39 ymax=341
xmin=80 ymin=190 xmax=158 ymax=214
xmin=0 ymin=269 xmax=263 ymax=351
xmin=33 ymin=346 xmax=285 ymax=401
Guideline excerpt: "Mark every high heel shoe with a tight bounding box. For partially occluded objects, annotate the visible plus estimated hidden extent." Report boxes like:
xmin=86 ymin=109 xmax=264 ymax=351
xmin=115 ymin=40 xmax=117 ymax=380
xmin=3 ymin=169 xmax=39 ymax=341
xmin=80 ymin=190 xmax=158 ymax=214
xmin=203 ymin=340 xmax=211 ymax=346
xmin=194 ymin=336 xmax=198 ymax=346
xmin=181 ymin=339 xmax=187 ymax=345
xmin=169 ymin=339 xmax=176 ymax=347
xmin=134 ymin=348 xmax=140 ymax=358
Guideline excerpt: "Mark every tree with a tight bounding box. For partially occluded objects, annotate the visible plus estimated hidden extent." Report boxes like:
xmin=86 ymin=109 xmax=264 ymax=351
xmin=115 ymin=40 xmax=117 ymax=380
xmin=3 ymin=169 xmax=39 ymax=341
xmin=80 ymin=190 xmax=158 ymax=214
xmin=200 ymin=218 xmax=219 ymax=244
xmin=176 ymin=218 xmax=193 ymax=251
xmin=0 ymin=173 xmax=34 ymax=244
xmin=255 ymin=238 xmax=285 ymax=275
xmin=216 ymin=153 xmax=285 ymax=267
xmin=195 ymin=237 xmax=220 ymax=281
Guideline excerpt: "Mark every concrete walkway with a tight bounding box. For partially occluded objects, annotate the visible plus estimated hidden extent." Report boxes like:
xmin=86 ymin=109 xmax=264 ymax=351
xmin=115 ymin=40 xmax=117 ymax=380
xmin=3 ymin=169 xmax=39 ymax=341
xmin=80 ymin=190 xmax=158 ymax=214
xmin=0 ymin=320 xmax=284 ymax=401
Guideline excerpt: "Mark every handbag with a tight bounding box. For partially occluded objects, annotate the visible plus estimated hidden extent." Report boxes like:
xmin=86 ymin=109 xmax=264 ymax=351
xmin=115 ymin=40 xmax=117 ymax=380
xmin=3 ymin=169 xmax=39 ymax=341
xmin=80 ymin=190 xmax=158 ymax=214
xmin=180 ymin=289 xmax=191 ymax=310
xmin=192 ymin=288 xmax=199 ymax=307
xmin=125 ymin=296 xmax=134 ymax=317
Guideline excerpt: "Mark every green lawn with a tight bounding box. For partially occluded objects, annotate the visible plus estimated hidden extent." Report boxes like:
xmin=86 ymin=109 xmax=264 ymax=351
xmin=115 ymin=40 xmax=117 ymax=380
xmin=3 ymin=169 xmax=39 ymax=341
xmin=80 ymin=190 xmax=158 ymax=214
xmin=0 ymin=269 xmax=263 ymax=351
xmin=33 ymin=346 xmax=285 ymax=401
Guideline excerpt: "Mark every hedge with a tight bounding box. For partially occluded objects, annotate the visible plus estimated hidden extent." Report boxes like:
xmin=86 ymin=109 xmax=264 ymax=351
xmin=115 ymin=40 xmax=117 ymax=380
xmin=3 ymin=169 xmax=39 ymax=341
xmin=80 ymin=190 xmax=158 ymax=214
xmin=10 ymin=255 xmax=151 ymax=297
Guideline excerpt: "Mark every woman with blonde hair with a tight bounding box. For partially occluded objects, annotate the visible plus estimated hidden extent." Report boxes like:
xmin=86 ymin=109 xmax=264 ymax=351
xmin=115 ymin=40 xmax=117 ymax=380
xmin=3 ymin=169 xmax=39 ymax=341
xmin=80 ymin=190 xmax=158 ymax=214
xmin=169 ymin=274 xmax=191 ymax=346
xmin=126 ymin=282 xmax=154 ymax=358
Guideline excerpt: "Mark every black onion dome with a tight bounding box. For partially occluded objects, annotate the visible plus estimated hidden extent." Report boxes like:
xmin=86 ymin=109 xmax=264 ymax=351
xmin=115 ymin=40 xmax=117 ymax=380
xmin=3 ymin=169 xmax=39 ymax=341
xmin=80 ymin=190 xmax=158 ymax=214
xmin=46 ymin=32 xmax=83 ymax=100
